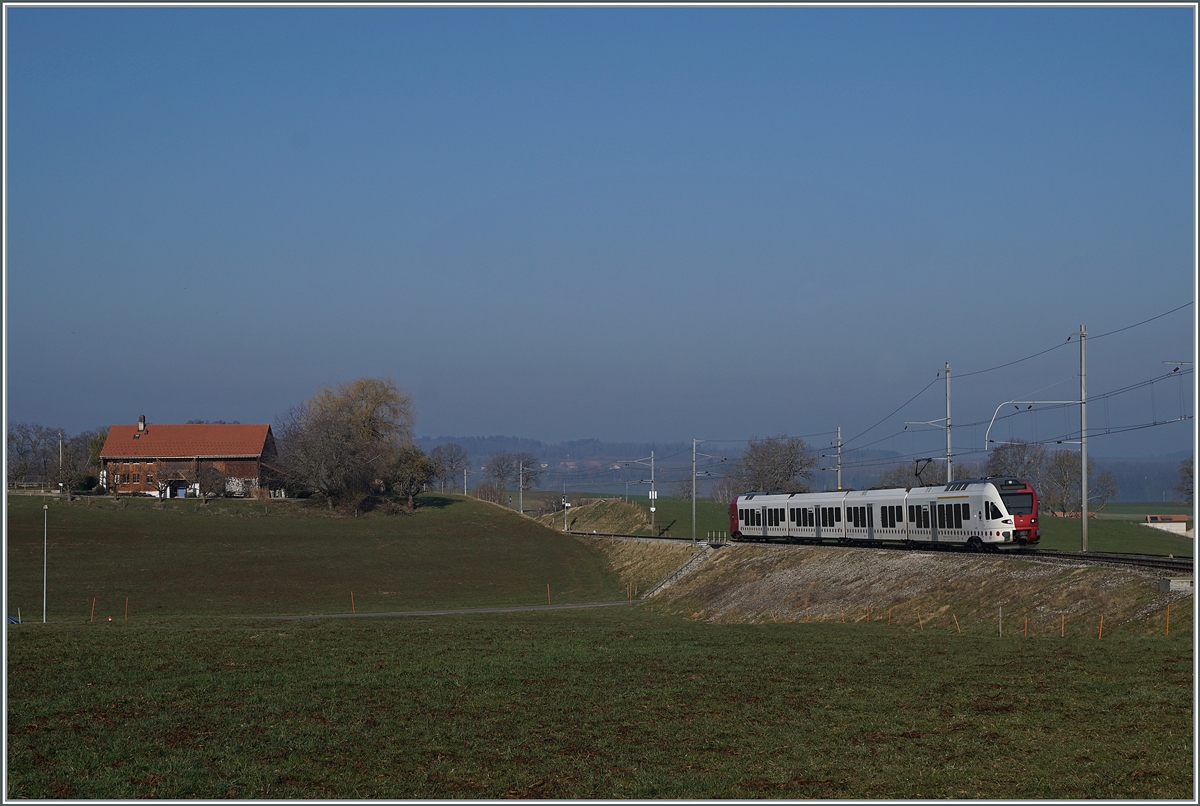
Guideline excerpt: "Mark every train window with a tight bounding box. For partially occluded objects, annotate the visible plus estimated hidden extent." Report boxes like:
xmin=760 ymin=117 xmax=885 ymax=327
xmin=835 ymin=508 xmax=841 ymax=523
xmin=960 ymin=503 xmax=970 ymax=522
xmin=936 ymin=505 xmax=944 ymax=530
xmin=953 ymin=504 xmax=962 ymax=529
xmin=908 ymin=505 xmax=915 ymax=524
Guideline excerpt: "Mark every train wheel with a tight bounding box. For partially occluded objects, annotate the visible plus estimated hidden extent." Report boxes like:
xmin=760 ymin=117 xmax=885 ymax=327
xmin=967 ymin=536 xmax=983 ymax=552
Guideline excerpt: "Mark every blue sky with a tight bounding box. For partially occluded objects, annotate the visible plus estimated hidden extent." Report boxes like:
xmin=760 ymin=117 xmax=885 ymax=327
xmin=4 ymin=6 xmax=1195 ymax=461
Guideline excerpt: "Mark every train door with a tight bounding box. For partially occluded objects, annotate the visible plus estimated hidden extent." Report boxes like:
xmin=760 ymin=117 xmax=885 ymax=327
xmin=761 ymin=506 xmax=768 ymax=539
xmin=929 ymin=503 xmax=938 ymax=542
xmin=908 ymin=502 xmax=931 ymax=542
xmin=867 ymin=505 xmax=875 ymax=540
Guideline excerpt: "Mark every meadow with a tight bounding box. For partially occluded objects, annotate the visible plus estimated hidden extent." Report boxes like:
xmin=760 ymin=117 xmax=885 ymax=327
xmin=5 ymin=494 xmax=1194 ymax=799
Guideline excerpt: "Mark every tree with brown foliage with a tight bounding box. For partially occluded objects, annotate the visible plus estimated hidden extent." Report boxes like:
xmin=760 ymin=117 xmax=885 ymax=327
xmin=276 ymin=377 xmax=416 ymax=509
xmin=387 ymin=445 xmax=437 ymax=511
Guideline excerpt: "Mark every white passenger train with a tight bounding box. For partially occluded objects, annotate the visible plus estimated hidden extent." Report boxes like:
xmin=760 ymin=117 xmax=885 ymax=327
xmin=729 ymin=479 xmax=1029 ymax=551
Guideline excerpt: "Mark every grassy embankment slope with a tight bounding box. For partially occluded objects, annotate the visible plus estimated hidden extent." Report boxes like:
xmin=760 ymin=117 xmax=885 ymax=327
xmin=6 ymin=495 xmax=1193 ymax=799
xmin=535 ymin=495 xmax=731 ymax=538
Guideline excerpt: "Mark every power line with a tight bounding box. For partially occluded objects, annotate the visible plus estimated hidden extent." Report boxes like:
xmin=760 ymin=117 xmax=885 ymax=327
xmin=842 ymin=375 xmax=940 ymax=448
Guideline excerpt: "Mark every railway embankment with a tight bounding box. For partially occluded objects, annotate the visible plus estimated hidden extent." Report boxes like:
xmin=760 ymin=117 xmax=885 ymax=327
xmin=647 ymin=544 xmax=1193 ymax=636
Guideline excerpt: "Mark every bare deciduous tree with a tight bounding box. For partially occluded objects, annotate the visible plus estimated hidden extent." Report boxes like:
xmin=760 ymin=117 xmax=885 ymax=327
xmin=985 ymin=439 xmax=1047 ymax=486
xmin=473 ymin=480 xmax=504 ymax=504
xmin=1174 ymin=457 xmax=1193 ymax=504
xmin=738 ymin=435 xmax=816 ymax=493
xmin=875 ymin=463 xmax=929 ymax=489
xmin=7 ymin=423 xmax=58 ymax=482
xmin=708 ymin=473 xmax=742 ymax=503
xmin=1040 ymin=451 xmax=1118 ymax=515
xmin=198 ymin=466 xmax=227 ymax=502
xmin=486 ymin=451 xmax=517 ymax=489
xmin=514 ymin=452 xmax=542 ymax=491
xmin=429 ymin=443 xmax=470 ymax=492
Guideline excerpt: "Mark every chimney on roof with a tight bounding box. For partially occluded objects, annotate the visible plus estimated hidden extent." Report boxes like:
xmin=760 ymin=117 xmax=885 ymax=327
xmin=138 ymin=415 xmax=146 ymax=432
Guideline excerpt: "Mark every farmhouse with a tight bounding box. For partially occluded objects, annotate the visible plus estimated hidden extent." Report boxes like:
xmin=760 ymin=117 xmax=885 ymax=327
xmin=99 ymin=416 xmax=280 ymax=498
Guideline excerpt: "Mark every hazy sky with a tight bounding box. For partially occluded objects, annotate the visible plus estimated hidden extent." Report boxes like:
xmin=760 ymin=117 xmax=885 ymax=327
xmin=4 ymin=6 xmax=1195 ymax=461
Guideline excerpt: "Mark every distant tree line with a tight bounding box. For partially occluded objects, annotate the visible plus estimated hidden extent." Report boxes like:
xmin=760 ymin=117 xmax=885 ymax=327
xmin=6 ymin=423 xmax=107 ymax=491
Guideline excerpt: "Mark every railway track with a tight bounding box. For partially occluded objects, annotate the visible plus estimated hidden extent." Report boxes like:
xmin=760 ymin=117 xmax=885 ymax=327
xmin=567 ymin=531 xmax=1194 ymax=574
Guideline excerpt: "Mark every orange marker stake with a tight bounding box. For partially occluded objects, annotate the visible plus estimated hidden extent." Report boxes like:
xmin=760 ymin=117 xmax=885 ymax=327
xmin=1061 ymin=614 xmax=1065 ymax=638
xmin=351 ymin=592 xmax=356 ymax=614
xmin=805 ymin=607 xmax=810 ymax=622
xmin=125 ymin=597 xmax=129 ymax=621
xmin=953 ymin=614 xmax=961 ymax=634
xmin=90 ymin=597 xmax=96 ymax=623
xmin=628 ymin=581 xmax=632 ymax=604
xmin=840 ymin=608 xmax=845 ymax=623
xmin=1024 ymin=616 xmax=1028 ymax=638
xmin=1098 ymin=614 xmax=1104 ymax=640
xmin=917 ymin=611 xmax=923 ymax=630
xmin=547 ymin=584 xmax=551 ymax=605
xmin=888 ymin=607 xmax=892 ymax=626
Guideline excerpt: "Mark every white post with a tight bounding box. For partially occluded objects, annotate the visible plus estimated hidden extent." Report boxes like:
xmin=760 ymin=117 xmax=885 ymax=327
xmin=518 ymin=461 xmax=523 ymax=515
xmin=650 ymin=451 xmax=655 ymax=534
xmin=42 ymin=504 xmax=48 ymax=623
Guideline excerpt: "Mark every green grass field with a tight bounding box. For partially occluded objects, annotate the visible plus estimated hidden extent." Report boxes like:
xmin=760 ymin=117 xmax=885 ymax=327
xmin=1034 ymin=511 xmax=1193 ymax=556
xmin=6 ymin=494 xmax=1194 ymax=799
xmin=5 ymin=495 xmax=624 ymax=620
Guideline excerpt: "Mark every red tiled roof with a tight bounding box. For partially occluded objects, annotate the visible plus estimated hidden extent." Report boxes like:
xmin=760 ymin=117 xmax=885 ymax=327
xmin=100 ymin=423 xmax=272 ymax=459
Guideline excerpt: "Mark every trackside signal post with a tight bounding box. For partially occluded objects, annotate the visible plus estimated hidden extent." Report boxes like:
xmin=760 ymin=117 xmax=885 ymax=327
xmin=625 ymin=451 xmax=655 ymax=533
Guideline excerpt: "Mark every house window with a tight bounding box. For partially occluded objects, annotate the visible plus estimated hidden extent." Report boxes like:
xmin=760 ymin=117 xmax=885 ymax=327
xmin=146 ymin=473 xmax=154 ymax=484
xmin=132 ymin=474 xmax=141 ymax=484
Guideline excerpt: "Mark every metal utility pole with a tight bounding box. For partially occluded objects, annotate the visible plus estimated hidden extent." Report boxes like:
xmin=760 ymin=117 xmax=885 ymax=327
xmin=43 ymin=504 xmax=48 ymax=623
xmin=836 ymin=427 xmax=842 ymax=490
xmin=693 ymin=440 xmax=698 ymax=543
xmin=690 ymin=441 xmax=724 ymax=544
xmin=463 ymin=468 xmax=467 ymax=497
xmin=518 ymin=460 xmax=523 ymax=515
xmin=906 ymin=364 xmax=952 ymax=483
xmin=945 ymin=363 xmax=952 ymax=483
xmin=626 ymin=451 xmax=656 ymax=533
xmin=563 ymin=483 xmax=568 ymax=532
xmin=1079 ymin=325 xmax=1088 ymax=552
